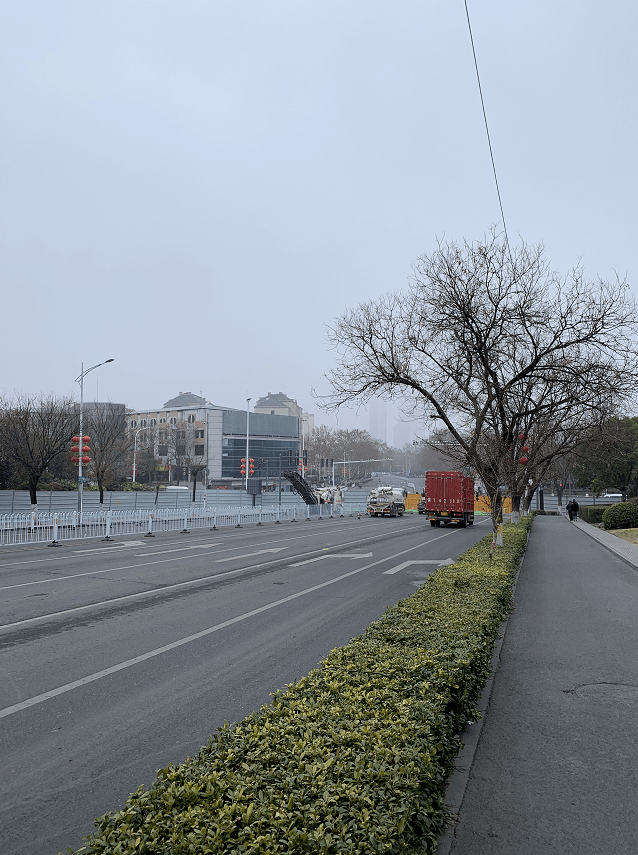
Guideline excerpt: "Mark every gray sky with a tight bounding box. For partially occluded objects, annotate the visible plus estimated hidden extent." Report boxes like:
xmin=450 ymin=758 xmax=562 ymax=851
xmin=2 ymin=1 xmax=636 ymax=431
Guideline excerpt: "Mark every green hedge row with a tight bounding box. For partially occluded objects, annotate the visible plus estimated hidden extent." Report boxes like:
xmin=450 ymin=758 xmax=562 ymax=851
xmin=578 ymin=504 xmax=612 ymax=525
xmin=70 ymin=517 xmax=533 ymax=855
xmin=602 ymin=501 xmax=638 ymax=530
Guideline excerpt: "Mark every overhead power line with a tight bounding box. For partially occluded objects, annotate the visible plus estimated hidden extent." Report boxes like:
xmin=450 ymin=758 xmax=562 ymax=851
xmin=464 ymin=1 xmax=511 ymax=251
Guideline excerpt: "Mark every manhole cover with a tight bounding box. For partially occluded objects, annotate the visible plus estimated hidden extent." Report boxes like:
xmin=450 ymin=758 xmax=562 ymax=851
xmin=571 ymin=683 xmax=638 ymax=705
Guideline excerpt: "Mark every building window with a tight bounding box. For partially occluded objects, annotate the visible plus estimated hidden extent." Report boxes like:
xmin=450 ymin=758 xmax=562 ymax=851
xmin=195 ymin=444 xmax=205 ymax=456
xmin=140 ymin=419 xmax=147 ymax=428
xmin=150 ymin=418 xmax=156 ymax=427
xmin=176 ymin=444 xmax=186 ymax=457
xmin=159 ymin=417 xmax=166 ymax=424
xmin=195 ymin=429 xmax=204 ymax=439
xmin=187 ymin=414 xmax=195 ymax=423
xmin=130 ymin=419 xmax=137 ymax=429
xmin=169 ymin=417 xmax=177 ymax=425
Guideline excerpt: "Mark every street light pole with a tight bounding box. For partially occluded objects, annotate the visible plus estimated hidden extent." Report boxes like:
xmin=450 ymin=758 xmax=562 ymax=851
xmin=75 ymin=359 xmax=114 ymax=513
xmin=245 ymin=397 xmax=251 ymax=489
xmin=132 ymin=426 xmax=151 ymax=484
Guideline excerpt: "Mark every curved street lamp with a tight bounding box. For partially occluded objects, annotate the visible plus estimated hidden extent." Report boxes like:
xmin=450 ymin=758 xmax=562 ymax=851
xmin=75 ymin=359 xmax=114 ymax=513
xmin=132 ymin=425 xmax=152 ymax=485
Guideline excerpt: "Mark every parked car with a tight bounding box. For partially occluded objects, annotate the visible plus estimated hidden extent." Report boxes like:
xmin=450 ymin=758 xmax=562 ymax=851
xmin=417 ymin=494 xmax=426 ymax=514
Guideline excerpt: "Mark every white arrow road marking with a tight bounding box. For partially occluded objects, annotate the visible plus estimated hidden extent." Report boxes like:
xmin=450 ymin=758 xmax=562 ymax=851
xmin=73 ymin=541 xmax=148 ymax=554
xmin=216 ymin=547 xmax=288 ymax=562
xmin=134 ymin=543 xmax=221 ymax=556
xmin=290 ymin=552 xmax=373 ymax=567
xmin=383 ymin=559 xmax=453 ymax=575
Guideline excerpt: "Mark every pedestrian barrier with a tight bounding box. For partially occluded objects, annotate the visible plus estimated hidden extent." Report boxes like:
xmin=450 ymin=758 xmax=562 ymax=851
xmin=0 ymin=503 xmax=366 ymax=547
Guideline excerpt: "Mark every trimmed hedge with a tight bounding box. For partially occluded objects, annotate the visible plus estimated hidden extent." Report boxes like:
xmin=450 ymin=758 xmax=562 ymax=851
xmin=602 ymin=501 xmax=638 ymax=530
xmin=578 ymin=504 xmax=612 ymax=525
xmin=70 ymin=518 xmax=533 ymax=855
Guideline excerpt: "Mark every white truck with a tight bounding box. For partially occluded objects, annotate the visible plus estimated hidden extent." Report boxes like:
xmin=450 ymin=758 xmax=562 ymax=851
xmin=367 ymin=486 xmax=405 ymax=517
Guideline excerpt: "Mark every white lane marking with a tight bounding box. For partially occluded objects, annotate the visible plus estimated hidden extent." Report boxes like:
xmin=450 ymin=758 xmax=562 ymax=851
xmin=383 ymin=559 xmax=451 ymax=575
xmin=215 ymin=548 xmax=288 ymax=562
xmin=72 ymin=541 xmax=148 ymax=555
xmin=0 ymin=533 xmax=457 ymax=719
xmin=0 ymin=519 xmax=464 ymax=592
xmin=290 ymin=552 xmax=373 ymax=567
xmin=132 ymin=543 xmax=221 ymax=556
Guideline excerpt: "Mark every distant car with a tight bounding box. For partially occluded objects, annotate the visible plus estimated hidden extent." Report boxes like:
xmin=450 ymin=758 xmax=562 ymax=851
xmin=417 ymin=495 xmax=426 ymax=514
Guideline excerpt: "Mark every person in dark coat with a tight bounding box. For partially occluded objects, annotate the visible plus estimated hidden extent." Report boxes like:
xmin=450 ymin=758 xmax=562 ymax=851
xmin=566 ymin=500 xmax=574 ymax=521
xmin=572 ymin=499 xmax=579 ymax=521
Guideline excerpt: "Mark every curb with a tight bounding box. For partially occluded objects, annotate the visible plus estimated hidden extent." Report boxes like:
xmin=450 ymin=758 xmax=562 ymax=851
xmin=435 ymin=530 xmax=529 ymax=855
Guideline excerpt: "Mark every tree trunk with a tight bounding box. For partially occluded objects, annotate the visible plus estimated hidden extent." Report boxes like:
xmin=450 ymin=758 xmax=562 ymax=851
xmin=489 ymin=489 xmax=503 ymax=556
xmin=510 ymin=493 xmax=521 ymax=524
xmin=98 ymin=479 xmax=104 ymax=504
xmin=28 ymin=475 xmax=38 ymax=506
xmin=192 ymin=474 xmax=197 ymax=504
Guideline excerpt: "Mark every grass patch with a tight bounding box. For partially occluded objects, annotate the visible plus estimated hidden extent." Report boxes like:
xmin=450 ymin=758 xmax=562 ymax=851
xmin=608 ymin=527 xmax=638 ymax=545
xmin=69 ymin=517 xmax=533 ymax=855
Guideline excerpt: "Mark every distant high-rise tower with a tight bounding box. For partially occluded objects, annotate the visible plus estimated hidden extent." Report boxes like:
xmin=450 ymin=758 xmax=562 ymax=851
xmin=369 ymin=399 xmax=387 ymax=443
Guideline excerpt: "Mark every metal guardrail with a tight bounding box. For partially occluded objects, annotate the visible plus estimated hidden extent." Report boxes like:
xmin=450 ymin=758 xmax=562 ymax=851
xmin=0 ymin=503 xmax=368 ymax=547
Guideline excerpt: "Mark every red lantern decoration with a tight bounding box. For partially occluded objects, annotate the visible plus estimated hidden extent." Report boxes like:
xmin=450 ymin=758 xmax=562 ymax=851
xmin=522 ymin=444 xmax=529 ymax=452
xmin=72 ymin=436 xmax=80 ymax=443
xmin=82 ymin=435 xmax=91 ymax=442
xmin=518 ymin=432 xmax=526 ymax=441
xmin=71 ymin=445 xmax=80 ymax=453
xmin=82 ymin=445 xmax=91 ymax=452
xmin=519 ymin=456 xmax=528 ymax=465
xmin=71 ymin=456 xmax=79 ymax=463
xmin=81 ymin=455 xmax=91 ymax=464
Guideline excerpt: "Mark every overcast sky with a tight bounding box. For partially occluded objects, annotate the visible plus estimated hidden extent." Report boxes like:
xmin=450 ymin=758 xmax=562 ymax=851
xmin=1 ymin=1 xmax=636 ymax=433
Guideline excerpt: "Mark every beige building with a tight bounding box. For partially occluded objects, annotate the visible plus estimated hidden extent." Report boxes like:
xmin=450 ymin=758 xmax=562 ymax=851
xmin=127 ymin=392 xmax=301 ymax=485
xmin=254 ymin=392 xmax=314 ymax=438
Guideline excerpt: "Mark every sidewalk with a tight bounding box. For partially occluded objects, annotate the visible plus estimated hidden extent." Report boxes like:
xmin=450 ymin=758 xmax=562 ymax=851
xmin=440 ymin=514 xmax=638 ymax=854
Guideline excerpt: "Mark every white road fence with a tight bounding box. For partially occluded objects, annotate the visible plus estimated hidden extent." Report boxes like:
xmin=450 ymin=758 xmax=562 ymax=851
xmin=0 ymin=503 xmax=367 ymax=547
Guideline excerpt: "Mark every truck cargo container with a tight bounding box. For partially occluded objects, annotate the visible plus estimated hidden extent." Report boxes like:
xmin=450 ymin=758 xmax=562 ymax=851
xmin=425 ymin=471 xmax=474 ymax=527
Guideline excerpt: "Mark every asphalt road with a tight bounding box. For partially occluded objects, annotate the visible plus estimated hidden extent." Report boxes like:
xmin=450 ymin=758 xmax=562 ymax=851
xmin=0 ymin=512 xmax=491 ymax=855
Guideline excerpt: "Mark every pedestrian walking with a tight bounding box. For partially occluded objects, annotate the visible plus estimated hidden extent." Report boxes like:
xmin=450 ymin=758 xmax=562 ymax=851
xmin=572 ymin=499 xmax=579 ymax=521
xmin=566 ymin=499 xmax=574 ymax=521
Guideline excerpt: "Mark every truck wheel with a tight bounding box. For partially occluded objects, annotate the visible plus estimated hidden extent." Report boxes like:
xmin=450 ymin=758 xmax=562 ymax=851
xmin=430 ymin=520 xmax=436 ymax=527
xmin=459 ymin=516 xmax=467 ymax=528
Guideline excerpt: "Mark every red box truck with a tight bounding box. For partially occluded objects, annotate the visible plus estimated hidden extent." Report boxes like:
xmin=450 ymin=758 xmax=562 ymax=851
xmin=425 ymin=471 xmax=475 ymax=528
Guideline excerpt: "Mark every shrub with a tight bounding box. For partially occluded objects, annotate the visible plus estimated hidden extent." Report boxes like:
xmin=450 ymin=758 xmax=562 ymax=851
xmin=70 ymin=518 xmax=533 ymax=855
xmin=602 ymin=502 xmax=638 ymax=530
xmin=578 ymin=505 xmax=611 ymax=525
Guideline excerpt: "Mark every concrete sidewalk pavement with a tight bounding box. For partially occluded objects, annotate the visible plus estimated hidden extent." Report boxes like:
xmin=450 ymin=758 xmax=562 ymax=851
xmin=441 ymin=514 xmax=638 ymax=854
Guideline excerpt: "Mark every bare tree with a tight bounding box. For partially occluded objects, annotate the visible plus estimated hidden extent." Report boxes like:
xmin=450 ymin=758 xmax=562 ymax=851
xmin=0 ymin=393 xmax=77 ymax=508
xmin=305 ymin=427 xmax=392 ymax=482
xmin=323 ymin=230 xmax=638 ymax=538
xmin=85 ymin=402 xmax=132 ymax=502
